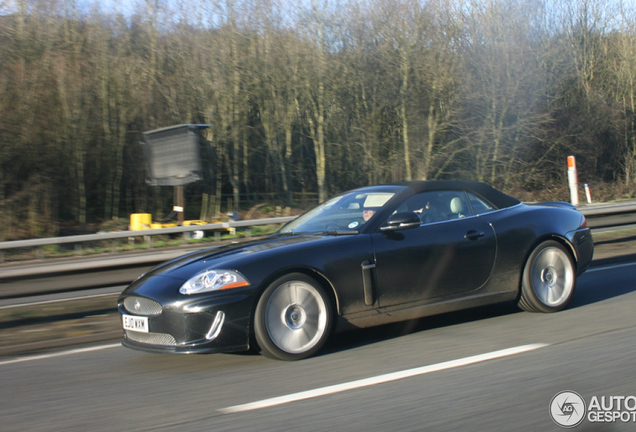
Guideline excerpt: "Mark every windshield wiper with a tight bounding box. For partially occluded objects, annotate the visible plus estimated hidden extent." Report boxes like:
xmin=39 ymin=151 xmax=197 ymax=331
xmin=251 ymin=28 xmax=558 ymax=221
xmin=271 ymin=231 xmax=307 ymax=237
xmin=274 ymin=230 xmax=359 ymax=236
xmin=316 ymin=230 xmax=359 ymax=236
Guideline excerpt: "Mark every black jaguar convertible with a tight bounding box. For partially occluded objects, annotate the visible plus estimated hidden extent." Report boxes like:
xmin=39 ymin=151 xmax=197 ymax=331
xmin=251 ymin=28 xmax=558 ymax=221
xmin=119 ymin=181 xmax=593 ymax=360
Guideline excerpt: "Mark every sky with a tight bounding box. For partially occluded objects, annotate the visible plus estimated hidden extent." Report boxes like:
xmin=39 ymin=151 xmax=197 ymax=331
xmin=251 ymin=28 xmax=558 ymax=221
xmin=3 ymin=0 xmax=636 ymax=22
xmin=0 ymin=0 xmax=138 ymax=16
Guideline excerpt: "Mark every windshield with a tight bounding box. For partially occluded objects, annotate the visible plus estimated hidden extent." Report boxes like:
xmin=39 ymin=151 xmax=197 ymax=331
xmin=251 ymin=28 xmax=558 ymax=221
xmin=279 ymin=191 xmax=396 ymax=234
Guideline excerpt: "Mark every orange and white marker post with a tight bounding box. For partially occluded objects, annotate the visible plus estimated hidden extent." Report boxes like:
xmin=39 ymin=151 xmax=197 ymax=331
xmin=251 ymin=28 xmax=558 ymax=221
xmin=567 ymin=156 xmax=579 ymax=206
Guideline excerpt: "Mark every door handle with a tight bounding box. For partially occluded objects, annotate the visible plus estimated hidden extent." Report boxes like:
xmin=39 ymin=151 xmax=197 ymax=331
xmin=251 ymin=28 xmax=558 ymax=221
xmin=464 ymin=230 xmax=485 ymax=240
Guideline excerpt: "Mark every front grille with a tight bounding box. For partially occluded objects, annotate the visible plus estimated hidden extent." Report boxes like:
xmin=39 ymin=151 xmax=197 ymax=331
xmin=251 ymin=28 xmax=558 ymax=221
xmin=126 ymin=330 xmax=176 ymax=346
xmin=123 ymin=296 xmax=163 ymax=315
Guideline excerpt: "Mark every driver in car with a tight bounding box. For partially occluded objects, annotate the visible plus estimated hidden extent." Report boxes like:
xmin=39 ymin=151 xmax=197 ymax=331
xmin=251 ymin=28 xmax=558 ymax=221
xmin=362 ymin=207 xmax=377 ymax=222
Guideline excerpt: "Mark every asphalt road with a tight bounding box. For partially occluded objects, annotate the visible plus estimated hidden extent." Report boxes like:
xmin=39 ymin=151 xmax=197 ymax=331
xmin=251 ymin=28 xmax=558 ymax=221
xmin=1 ymin=258 xmax=635 ymax=431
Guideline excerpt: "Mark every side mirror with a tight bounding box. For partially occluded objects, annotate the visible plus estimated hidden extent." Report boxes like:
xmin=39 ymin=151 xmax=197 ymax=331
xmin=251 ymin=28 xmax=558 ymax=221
xmin=381 ymin=212 xmax=421 ymax=231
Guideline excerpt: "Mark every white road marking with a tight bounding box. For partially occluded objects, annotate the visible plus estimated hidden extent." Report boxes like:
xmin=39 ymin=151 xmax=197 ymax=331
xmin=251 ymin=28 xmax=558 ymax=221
xmin=218 ymin=343 xmax=549 ymax=414
xmin=0 ymin=292 xmax=119 ymax=310
xmin=0 ymin=343 xmax=121 ymax=366
xmin=587 ymin=261 xmax=636 ymax=273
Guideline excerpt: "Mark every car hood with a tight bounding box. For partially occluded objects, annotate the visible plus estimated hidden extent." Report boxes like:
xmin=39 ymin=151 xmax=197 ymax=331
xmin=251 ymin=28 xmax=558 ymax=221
xmin=136 ymin=233 xmax=336 ymax=282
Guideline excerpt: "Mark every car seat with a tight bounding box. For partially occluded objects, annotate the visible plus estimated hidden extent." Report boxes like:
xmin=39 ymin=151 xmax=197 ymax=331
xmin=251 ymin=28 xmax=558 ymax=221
xmin=449 ymin=197 xmax=465 ymax=219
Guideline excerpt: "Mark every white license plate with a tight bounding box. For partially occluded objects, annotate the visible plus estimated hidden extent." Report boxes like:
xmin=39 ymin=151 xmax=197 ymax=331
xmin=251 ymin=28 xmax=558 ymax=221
xmin=122 ymin=314 xmax=149 ymax=333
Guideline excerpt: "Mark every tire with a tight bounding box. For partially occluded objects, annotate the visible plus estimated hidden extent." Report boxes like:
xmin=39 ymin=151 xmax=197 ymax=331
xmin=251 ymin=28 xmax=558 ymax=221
xmin=518 ymin=240 xmax=576 ymax=313
xmin=254 ymin=273 xmax=334 ymax=360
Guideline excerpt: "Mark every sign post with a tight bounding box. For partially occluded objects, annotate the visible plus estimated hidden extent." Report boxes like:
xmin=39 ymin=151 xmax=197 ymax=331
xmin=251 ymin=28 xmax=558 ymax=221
xmin=141 ymin=124 xmax=210 ymax=224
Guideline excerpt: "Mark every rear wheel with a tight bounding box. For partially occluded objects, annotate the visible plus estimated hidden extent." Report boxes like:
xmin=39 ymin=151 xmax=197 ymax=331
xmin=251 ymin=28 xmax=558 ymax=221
xmin=518 ymin=240 xmax=576 ymax=313
xmin=254 ymin=273 xmax=333 ymax=360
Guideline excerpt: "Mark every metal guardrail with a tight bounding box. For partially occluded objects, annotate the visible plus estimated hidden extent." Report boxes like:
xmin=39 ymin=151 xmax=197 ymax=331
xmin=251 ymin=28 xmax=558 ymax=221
xmin=0 ymin=216 xmax=297 ymax=298
xmin=0 ymin=216 xmax=296 ymax=251
xmin=578 ymin=202 xmax=636 ymax=230
xmin=1 ymin=202 xmax=636 ymax=252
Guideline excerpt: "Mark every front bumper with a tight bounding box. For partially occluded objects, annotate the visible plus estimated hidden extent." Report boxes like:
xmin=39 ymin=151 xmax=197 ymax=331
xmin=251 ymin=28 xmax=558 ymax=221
xmin=118 ymin=275 xmax=254 ymax=354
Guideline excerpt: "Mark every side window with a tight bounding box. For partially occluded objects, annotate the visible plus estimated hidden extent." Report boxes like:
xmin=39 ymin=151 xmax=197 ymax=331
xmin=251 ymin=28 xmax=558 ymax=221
xmin=400 ymin=190 xmax=472 ymax=224
xmin=443 ymin=191 xmax=471 ymax=219
xmin=401 ymin=192 xmax=443 ymax=224
xmin=467 ymin=192 xmax=495 ymax=215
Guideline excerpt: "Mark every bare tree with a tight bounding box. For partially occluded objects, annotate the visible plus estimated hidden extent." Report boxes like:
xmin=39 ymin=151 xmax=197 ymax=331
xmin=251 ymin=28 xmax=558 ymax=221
xmin=457 ymin=0 xmax=553 ymax=187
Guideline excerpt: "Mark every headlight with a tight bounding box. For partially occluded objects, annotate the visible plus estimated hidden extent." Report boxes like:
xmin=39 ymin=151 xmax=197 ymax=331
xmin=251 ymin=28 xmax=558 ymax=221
xmin=179 ymin=270 xmax=250 ymax=295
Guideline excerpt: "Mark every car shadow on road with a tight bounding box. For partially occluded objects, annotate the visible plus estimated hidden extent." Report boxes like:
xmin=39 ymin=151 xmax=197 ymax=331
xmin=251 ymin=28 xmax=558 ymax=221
xmin=567 ymin=264 xmax=636 ymax=309
xmin=322 ymin=257 xmax=636 ymax=357
xmin=321 ymin=301 xmax=521 ymax=357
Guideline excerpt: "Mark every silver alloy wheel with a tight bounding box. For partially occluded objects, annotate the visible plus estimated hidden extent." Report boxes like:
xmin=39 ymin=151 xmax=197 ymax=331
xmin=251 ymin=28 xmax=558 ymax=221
xmin=264 ymin=280 xmax=328 ymax=354
xmin=529 ymin=246 xmax=574 ymax=307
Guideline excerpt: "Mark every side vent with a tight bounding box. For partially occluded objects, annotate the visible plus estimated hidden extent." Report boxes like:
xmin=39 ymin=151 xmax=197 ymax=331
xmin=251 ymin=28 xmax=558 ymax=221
xmin=361 ymin=260 xmax=376 ymax=306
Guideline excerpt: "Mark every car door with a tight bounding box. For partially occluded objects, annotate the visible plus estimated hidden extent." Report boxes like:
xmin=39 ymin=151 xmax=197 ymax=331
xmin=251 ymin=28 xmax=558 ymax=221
xmin=371 ymin=190 xmax=497 ymax=308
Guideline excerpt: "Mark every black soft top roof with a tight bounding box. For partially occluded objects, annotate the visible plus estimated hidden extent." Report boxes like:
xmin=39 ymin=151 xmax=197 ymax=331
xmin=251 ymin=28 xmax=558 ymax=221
xmin=395 ymin=180 xmax=520 ymax=209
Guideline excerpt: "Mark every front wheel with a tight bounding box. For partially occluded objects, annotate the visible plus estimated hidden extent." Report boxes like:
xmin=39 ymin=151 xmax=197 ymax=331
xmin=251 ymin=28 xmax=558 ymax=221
xmin=254 ymin=273 xmax=333 ymax=360
xmin=518 ymin=240 xmax=576 ymax=313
